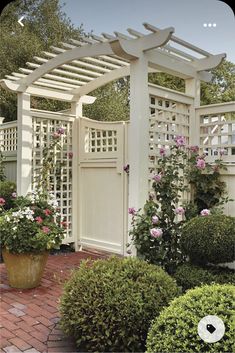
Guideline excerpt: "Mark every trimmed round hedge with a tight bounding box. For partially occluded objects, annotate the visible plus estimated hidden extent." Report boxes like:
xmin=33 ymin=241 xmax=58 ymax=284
xmin=174 ymin=262 xmax=235 ymax=291
xmin=146 ymin=284 xmax=235 ymax=353
xmin=181 ymin=215 xmax=235 ymax=265
xmin=60 ymin=256 xmax=179 ymax=352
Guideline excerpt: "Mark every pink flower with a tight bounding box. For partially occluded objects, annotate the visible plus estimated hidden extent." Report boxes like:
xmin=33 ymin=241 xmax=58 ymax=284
xmin=196 ymin=159 xmax=206 ymax=169
xmin=53 ymin=132 xmax=60 ymax=139
xmin=219 ymin=149 xmax=226 ymax=156
xmin=61 ymin=221 xmax=68 ymax=228
xmin=11 ymin=192 xmax=17 ymax=198
xmin=35 ymin=216 xmax=43 ymax=224
xmin=42 ymin=226 xmax=50 ymax=234
xmin=43 ymin=209 xmax=52 ymax=216
xmin=152 ymin=173 xmax=162 ymax=182
xmin=150 ymin=228 xmax=163 ymax=238
xmin=152 ymin=215 xmax=159 ymax=224
xmin=128 ymin=207 xmax=136 ymax=215
xmin=0 ymin=198 xmax=6 ymax=206
xmin=175 ymin=207 xmax=185 ymax=215
xmin=159 ymin=147 xmax=166 ymax=156
xmin=174 ymin=135 xmax=186 ymax=147
xmin=57 ymin=127 xmax=65 ymax=135
xmin=200 ymin=209 xmax=210 ymax=216
xmin=68 ymin=152 xmax=73 ymax=159
xmin=189 ymin=145 xmax=199 ymax=153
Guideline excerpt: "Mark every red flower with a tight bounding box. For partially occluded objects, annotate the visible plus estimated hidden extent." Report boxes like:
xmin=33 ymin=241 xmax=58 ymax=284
xmin=43 ymin=209 xmax=52 ymax=216
xmin=35 ymin=216 xmax=43 ymax=224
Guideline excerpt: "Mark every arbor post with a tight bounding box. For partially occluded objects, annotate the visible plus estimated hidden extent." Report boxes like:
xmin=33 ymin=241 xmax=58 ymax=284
xmin=17 ymin=92 xmax=32 ymax=195
xmin=127 ymin=55 xmax=149 ymax=254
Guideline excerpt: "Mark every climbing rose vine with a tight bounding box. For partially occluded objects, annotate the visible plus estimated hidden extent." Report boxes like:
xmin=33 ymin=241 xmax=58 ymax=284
xmin=128 ymin=136 xmax=229 ymax=273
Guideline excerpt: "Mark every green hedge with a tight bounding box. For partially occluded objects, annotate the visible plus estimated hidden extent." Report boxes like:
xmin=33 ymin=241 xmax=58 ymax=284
xmin=181 ymin=215 xmax=235 ymax=265
xmin=146 ymin=284 xmax=235 ymax=353
xmin=174 ymin=262 xmax=235 ymax=291
xmin=60 ymin=256 xmax=179 ymax=352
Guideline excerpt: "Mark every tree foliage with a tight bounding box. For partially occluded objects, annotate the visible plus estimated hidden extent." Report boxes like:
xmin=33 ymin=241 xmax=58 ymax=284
xmin=149 ymin=60 xmax=235 ymax=105
xmin=0 ymin=0 xmax=84 ymax=121
xmin=84 ymin=79 xmax=129 ymax=121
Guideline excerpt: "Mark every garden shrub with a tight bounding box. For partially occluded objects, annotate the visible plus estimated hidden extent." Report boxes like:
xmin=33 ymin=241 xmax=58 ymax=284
xmin=0 ymin=180 xmax=16 ymax=210
xmin=181 ymin=214 xmax=235 ymax=265
xmin=174 ymin=262 xmax=235 ymax=291
xmin=60 ymin=256 xmax=180 ymax=352
xmin=146 ymin=284 xmax=235 ymax=353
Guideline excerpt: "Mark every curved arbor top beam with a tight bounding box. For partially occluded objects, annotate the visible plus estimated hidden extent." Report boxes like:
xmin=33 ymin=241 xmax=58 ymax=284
xmin=0 ymin=23 xmax=226 ymax=99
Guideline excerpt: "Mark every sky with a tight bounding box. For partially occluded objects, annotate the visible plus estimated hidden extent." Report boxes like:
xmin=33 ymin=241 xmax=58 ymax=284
xmin=59 ymin=0 xmax=235 ymax=63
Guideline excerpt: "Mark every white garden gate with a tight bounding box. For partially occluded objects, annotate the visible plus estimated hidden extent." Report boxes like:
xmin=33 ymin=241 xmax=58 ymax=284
xmin=75 ymin=117 xmax=128 ymax=253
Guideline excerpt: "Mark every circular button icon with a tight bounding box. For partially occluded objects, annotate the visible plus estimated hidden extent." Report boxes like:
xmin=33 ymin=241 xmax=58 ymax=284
xmin=198 ymin=315 xmax=225 ymax=343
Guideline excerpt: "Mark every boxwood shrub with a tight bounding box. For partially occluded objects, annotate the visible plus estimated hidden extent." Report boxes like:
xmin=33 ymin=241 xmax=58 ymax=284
xmin=146 ymin=284 xmax=235 ymax=353
xmin=174 ymin=262 xmax=235 ymax=291
xmin=180 ymin=215 xmax=235 ymax=265
xmin=60 ymin=256 xmax=180 ymax=352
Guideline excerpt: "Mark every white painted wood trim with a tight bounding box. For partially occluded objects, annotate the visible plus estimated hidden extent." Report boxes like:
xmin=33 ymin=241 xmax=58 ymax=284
xmin=17 ymin=93 xmax=32 ymax=196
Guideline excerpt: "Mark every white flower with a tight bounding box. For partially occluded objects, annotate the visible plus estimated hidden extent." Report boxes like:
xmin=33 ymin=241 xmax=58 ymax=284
xmin=5 ymin=215 xmax=10 ymax=222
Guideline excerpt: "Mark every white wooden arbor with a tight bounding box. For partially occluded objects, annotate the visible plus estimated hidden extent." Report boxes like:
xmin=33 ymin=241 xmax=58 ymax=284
xmin=1 ymin=23 xmax=231 ymax=254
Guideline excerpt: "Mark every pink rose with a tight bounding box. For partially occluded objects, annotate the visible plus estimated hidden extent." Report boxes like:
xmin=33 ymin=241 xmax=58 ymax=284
xmin=152 ymin=173 xmax=162 ymax=182
xmin=11 ymin=192 xmax=17 ymax=198
xmin=61 ymin=221 xmax=68 ymax=228
xmin=174 ymin=135 xmax=186 ymax=147
xmin=150 ymin=228 xmax=163 ymax=238
xmin=200 ymin=209 xmax=210 ymax=216
xmin=196 ymin=159 xmax=206 ymax=169
xmin=42 ymin=226 xmax=50 ymax=234
xmin=68 ymin=151 xmax=73 ymax=159
xmin=53 ymin=132 xmax=60 ymax=139
xmin=152 ymin=215 xmax=159 ymax=224
xmin=35 ymin=216 xmax=43 ymax=224
xmin=128 ymin=207 xmax=136 ymax=215
xmin=57 ymin=127 xmax=65 ymax=135
xmin=189 ymin=145 xmax=199 ymax=153
xmin=219 ymin=149 xmax=226 ymax=156
xmin=175 ymin=207 xmax=185 ymax=215
xmin=159 ymin=147 xmax=166 ymax=156
xmin=0 ymin=198 xmax=6 ymax=206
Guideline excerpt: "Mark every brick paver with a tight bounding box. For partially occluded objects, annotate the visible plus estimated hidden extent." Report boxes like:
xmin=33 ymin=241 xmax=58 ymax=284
xmin=0 ymin=250 xmax=107 ymax=352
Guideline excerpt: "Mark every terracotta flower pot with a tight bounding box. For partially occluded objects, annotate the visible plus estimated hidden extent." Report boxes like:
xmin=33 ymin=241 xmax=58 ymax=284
xmin=2 ymin=249 xmax=49 ymax=289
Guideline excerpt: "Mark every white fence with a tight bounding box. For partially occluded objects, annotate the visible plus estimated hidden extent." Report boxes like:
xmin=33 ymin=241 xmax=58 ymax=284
xmin=0 ymin=91 xmax=235 ymax=251
xmin=196 ymin=102 xmax=235 ymax=216
xmin=0 ymin=119 xmax=17 ymax=182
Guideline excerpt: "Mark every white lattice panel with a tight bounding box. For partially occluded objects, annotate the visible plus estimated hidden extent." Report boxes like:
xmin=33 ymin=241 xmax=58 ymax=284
xmin=0 ymin=122 xmax=17 ymax=152
xmin=149 ymin=95 xmax=190 ymax=174
xmin=200 ymin=112 xmax=235 ymax=161
xmin=32 ymin=114 xmax=73 ymax=240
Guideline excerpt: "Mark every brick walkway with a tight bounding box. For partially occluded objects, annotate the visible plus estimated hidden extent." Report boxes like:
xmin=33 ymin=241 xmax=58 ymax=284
xmin=0 ymin=250 xmax=107 ymax=353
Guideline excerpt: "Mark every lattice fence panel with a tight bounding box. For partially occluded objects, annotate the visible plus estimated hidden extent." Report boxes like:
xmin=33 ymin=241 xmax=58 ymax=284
xmin=0 ymin=122 xmax=17 ymax=152
xmin=200 ymin=112 xmax=235 ymax=162
xmin=148 ymin=95 xmax=190 ymax=203
xmin=32 ymin=115 xmax=73 ymax=240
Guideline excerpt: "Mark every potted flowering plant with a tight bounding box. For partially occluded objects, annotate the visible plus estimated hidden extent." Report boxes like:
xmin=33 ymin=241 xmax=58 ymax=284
xmin=0 ymin=190 xmax=65 ymax=289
